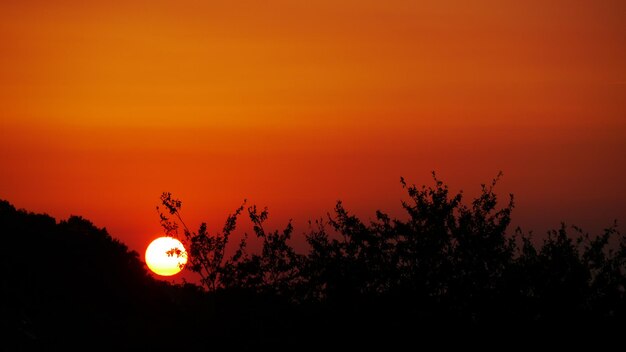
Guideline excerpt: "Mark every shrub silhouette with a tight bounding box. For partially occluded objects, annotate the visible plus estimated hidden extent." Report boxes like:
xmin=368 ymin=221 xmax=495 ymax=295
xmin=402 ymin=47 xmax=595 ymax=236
xmin=4 ymin=172 xmax=624 ymax=348
xmin=158 ymin=173 xmax=626 ymax=328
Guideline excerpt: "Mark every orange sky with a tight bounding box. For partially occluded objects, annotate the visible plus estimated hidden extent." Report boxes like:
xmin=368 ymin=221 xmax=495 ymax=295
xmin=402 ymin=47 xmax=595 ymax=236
xmin=1 ymin=1 xmax=625 ymax=267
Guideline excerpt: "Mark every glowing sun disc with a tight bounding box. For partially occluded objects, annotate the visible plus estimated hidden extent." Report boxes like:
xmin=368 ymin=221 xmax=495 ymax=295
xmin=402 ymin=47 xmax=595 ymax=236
xmin=145 ymin=236 xmax=188 ymax=276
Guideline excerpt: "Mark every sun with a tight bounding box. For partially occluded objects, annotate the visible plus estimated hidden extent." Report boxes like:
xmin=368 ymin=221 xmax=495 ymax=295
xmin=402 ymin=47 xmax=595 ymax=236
xmin=145 ymin=236 xmax=188 ymax=276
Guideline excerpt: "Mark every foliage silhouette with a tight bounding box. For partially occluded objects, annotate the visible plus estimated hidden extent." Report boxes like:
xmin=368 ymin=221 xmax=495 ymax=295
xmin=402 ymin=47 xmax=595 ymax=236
xmin=157 ymin=173 xmax=626 ymax=330
xmin=3 ymin=172 xmax=625 ymax=349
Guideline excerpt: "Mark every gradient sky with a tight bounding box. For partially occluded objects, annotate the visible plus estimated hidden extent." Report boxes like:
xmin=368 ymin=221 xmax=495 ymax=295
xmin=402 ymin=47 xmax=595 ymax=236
xmin=1 ymin=1 xmax=625 ymax=265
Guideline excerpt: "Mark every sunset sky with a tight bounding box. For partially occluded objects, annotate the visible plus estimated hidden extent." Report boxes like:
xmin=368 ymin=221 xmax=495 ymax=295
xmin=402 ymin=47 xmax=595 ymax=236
xmin=1 ymin=1 xmax=625 ymax=262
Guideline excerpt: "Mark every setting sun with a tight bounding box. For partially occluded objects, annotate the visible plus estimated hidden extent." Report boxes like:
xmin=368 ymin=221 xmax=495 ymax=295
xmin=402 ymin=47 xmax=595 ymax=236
xmin=145 ymin=236 xmax=188 ymax=276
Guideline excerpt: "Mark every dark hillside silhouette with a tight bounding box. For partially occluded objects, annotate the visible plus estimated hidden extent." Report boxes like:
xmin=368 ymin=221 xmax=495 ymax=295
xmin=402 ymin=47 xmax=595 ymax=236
xmin=0 ymin=200 xmax=212 ymax=349
xmin=2 ymin=174 xmax=625 ymax=349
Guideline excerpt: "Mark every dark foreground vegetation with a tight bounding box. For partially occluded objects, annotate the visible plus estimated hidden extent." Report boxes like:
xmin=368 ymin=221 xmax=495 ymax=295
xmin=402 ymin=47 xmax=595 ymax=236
xmin=3 ymin=175 xmax=625 ymax=348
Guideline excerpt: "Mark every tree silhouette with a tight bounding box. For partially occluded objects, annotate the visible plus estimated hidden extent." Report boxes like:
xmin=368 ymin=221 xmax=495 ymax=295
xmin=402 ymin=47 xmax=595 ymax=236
xmin=157 ymin=172 xmax=625 ymax=329
xmin=158 ymin=192 xmax=246 ymax=291
xmin=3 ymin=171 xmax=625 ymax=348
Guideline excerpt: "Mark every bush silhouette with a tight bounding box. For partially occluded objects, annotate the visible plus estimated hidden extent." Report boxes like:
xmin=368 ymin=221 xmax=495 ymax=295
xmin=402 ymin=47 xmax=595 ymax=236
xmin=3 ymin=172 xmax=625 ymax=348
xmin=158 ymin=173 xmax=626 ymax=331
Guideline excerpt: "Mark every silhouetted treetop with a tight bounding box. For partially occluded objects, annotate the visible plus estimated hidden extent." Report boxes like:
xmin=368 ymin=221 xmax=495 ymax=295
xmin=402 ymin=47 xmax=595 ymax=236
xmin=158 ymin=173 xmax=625 ymax=325
xmin=2 ymin=170 xmax=624 ymax=349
